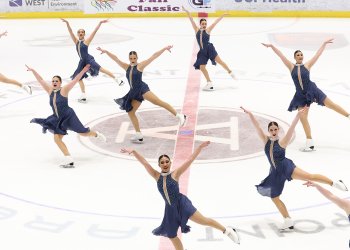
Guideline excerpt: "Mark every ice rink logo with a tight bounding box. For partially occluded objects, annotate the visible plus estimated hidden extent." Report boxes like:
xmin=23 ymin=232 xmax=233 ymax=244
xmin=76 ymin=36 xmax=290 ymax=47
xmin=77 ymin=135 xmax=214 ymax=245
xmin=9 ymin=0 xmax=22 ymax=7
xmin=81 ymin=107 xmax=291 ymax=162
xmin=90 ymin=0 xmax=117 ymax=11
xmin=188 ymin=0 xmax=212 ymax=9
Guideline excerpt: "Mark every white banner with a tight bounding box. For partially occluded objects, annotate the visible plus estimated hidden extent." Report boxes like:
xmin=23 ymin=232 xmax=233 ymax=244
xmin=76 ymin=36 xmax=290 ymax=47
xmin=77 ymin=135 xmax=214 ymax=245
xmin=4 ymin=0 xmax=82 ymax=12
xmin=84 ymin=0 xmax=216 ymax=14
xmin=2 ymin=0 xmax=350 ymax=14
xmin=216 ymin=0 xmax=350 ymax=11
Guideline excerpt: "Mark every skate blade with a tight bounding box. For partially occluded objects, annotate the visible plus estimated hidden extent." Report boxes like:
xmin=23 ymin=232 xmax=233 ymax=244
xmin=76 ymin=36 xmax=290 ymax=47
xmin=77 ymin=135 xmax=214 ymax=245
xmin=130 ymin=139 xmax=144 ymax=144
xmin=60 ymin=163 xmax=75 ymax=168
xmin=299 ymin=147 xmax=315 ymax=152
xmin=279 ymin=226 xmax=294 ymax=232
xmin=78 ymin=98 xmax=87 ymax=103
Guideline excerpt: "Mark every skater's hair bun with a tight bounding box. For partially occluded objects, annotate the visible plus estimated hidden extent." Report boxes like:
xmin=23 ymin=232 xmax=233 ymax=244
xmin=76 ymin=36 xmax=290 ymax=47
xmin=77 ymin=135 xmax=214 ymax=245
xmin=268 ymin=121 xmax=279 ymax=130
xmin=158 ymin=154 xmax=170 ymax=164
xmin=129 ymin=51 xmax=138 ymax=57
xmin=52 ymin=75 xmax=62 ymax=82
xmin=294 ymin=50 xmax=302 ymax=57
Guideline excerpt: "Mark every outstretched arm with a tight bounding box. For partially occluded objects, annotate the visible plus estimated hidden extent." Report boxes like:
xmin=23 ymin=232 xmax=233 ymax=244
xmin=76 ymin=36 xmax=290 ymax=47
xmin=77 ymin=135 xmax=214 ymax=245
xmin=61 ymin=64 xmax=90 ymax=94
xmin=61 ymin=19 xmax=78 ymax=44
xmin=85 ymin=19 xmax=108 ymax=46
xmin=138 ymin=45 xmax=173 ymax=71
xmin=25 ymin=65 xmax=52 ymax=94
xmin=120 ymin=148 xmax=159 ymax=181
xmin=304 ymin=181 xmax=350 ymax=215
xmin=262 ymin=43 xmax=294 ymax=71
xmin=305 ymin=38 xmax=333 ymax=70
xmin=97 ymin=47 xmax=129 ymax=71
xmin=206 ymin=13 xmax=228 ymax=34
xmin=182 ymin=6 xmax=198 ymax=33
xmin=279 ymin=107 xmax=307 ymax=148
xmin=0 ymin=31 xmax=8 ymax=38
xmin=240 ymin=106 xmax=268 ymax=144
xmin=172 ymin=141 xmax=210 ymax=180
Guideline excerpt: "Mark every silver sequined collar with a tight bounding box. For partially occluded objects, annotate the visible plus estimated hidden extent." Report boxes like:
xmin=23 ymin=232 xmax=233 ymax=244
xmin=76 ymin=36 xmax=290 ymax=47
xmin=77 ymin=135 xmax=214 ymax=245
xmin=160 ymin=171 xmax=171 ymax=176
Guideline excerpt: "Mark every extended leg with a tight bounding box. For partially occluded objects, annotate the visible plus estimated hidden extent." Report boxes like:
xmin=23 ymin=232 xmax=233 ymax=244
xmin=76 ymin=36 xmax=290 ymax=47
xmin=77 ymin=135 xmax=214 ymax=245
xmin=324 ymin=97 xmax=349 ymax=117
xmin=190 ymin=211 xmax=240 ymax=244
xmin=0 ymin=73 xmax=22 ymax=87
xmin=143 ymin=91 xmax=177 ymax=116
xmin=143 ymin=91 xmax=186 ymax=126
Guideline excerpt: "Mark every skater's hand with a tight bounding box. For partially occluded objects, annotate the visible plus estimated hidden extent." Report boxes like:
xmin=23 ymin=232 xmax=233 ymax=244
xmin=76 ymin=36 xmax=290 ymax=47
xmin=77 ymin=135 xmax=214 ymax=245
xmin=61 ymin=18 xmax=69 ymax=24
xmin=0 ymin=31 xmax=8 ymax=38
xmin=120 ymin=148 xmax=134 ymax=155
xmin=323 ymin=38 xmax=334 ymax=45
xmin=261 ymin=43 xmax=273 ymax=48
xmin=182 ymin=6 xmax=189 ymax=13
xmin=83 ymin=64 xmax=91 ymax=72
xmin=303 ymin=180 xmax=317 ymax=187
xmin=297 ymin=106 xmax=309 ymax=116
xmin=100 ymin=19 xmax=109 ymax=24
xmin=222 ymin=13 xmax=230 ymax=17
xmin=199 ymin=141 xmax=210 ymax=149
xmin=164 ymin=45 xmax=173 ymax=53
xmin=96 ymin=47 xmax=107 ymax=54
xmin=240 ymin=106 xmax=252 ymax=114
xmin=25 ymin=64 xmax=34 ymax=72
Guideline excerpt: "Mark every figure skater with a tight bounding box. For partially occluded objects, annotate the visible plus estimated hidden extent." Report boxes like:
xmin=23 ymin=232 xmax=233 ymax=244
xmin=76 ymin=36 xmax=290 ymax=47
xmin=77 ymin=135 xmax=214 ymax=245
xmin=61 ymin=19 xmax=123 ymax=103
xmin=120 ymin=141 xmax=240 ymax=250
xmin=241 ymin=106 xmax=348 ymax=231
xmin=262 ymin=39 xmax=350 ymax=151
xmin=26 ymin=64 xmax=106 ymax=168
xmin=0 ymin=31 xmax=31 ymax=94
xmin=182 ymin=6 xmax=236 ymax=91
xmin=97 ymin=46 xmax=187 ymax=143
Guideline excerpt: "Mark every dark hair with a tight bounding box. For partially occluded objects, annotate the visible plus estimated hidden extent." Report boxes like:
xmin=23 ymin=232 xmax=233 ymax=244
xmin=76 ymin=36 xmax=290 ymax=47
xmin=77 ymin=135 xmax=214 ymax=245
xmin=268 ymin=121 xmax=279 ymax=130
xmin=77 ymin=29 xmax=85 ymax=33
xmin=129 ymin=51 xmax=138 ymax=57
xmin=294 ymin=50 xmax=302 ymax=57
xmin=52 ymin=75 xmax=62 ymax=82
xmin=199 ymin=18 xmax=207 ymax=24
xmin=158 ymin=154 xmax=170 ymax=164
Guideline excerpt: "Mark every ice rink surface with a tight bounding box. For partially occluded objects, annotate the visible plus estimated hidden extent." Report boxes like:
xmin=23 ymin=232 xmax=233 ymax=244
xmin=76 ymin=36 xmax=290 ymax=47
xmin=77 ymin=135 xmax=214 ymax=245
xmin=0 ymin=17 xmax=349 ymax=250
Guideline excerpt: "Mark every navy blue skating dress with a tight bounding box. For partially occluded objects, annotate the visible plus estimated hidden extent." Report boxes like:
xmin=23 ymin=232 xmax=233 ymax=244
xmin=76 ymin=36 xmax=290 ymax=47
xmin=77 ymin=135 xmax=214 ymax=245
xmin=114 ymin=65 xmax=150 ymax=112
xmin=256 ymin=139 xmax=296 ymax=198
xmin=71 ymin=40 xmax=101 ymax=80
xmin=193 ymin=29 xmax=218 ymax=70
xmin=288 ymin=64 xmax=327 ymax=111
xmin=30 ymin=89 xmax=89 ymax=135
xmin=152 ymin=173 xmax=197 ymax=238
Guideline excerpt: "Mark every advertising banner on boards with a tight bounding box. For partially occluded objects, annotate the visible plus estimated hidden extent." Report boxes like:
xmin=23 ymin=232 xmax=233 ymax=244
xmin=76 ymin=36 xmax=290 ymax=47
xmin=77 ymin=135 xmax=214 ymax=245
xmin=217 ymin=0 xmax=350 ymax=11
xmin=4 ymin=0 xmax=82 ymax=12
xmin=2 ymin=0 xmax=350 ymax=14
xmin=84 ymin=0 xmax=215 ymax=14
